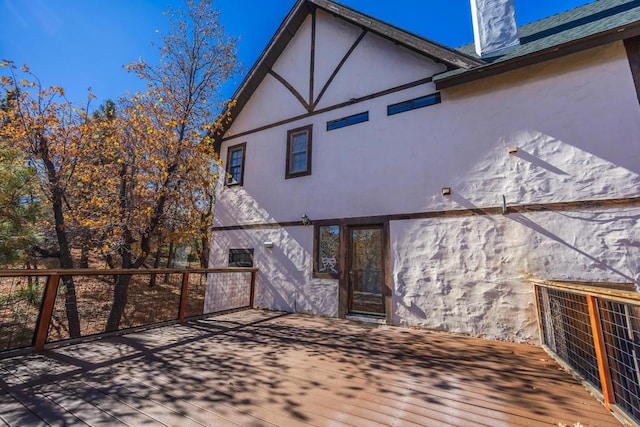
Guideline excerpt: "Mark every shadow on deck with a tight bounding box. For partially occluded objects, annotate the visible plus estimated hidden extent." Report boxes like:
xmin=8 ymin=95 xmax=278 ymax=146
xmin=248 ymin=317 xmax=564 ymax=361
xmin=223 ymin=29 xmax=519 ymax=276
xmin=0 ymin=310 xmax=620 ymax=426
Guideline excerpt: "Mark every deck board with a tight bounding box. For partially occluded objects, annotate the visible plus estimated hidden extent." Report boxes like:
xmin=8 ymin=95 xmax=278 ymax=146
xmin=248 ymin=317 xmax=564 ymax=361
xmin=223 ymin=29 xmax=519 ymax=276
xmin=0 ymin=310 xmax=622 ymax=426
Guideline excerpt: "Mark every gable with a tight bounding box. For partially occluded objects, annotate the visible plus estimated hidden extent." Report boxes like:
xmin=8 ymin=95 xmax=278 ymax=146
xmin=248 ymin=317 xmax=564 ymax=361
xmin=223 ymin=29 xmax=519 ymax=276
xmin=214 ymin=0 xmax=479 ymax=149
xmin=226 ymin=7 xmax=448 ymax=137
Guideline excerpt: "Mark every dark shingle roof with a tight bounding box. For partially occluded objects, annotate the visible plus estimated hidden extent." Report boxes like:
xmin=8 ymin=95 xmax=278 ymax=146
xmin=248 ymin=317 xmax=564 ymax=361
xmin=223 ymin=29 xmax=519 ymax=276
xmin=435 ymin=0 xmax=640 ymax=88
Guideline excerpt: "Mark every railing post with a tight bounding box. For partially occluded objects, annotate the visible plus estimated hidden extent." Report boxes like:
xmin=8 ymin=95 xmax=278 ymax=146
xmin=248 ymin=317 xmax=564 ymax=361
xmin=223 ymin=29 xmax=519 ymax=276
xmin=586 ymin=295 xmax=615 ymax=409
xmin=532 ymin=285 xmax=545 ymax=344
xmin=249 ymin=270 xmax=256 ymax=309
xmin=34 ymin=274 xmax=60 ymax=352
xmin=178 ymin=272 xmax=189 ymax=322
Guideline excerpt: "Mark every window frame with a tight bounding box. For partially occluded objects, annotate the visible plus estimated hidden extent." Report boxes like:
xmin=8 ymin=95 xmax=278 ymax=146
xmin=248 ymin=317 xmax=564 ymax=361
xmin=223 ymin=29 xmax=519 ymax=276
xmin=228 ymin=248 xmax=254 ymax=267
xmin=225 ymin=142 xmax=246 ymax=186
xmin=286 ymin=125 xmax=313 ymax=179
xmin=313 ymin=224 xmax=340 ymax=279
xmin=387 ymin=92 xmax=441 ymax=116
xmin=326 ymin=111 xmax=369 ymax=131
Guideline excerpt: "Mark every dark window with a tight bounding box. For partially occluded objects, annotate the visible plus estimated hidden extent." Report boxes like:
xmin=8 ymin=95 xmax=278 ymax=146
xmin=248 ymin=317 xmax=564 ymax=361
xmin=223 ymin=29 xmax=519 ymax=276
xmin=286 ymin=125 xmax=312 ymax=179
xmin=327 ymin=111 xmax=369 ymax=131
xmin=387 ymin=92 xmax=441 ymax=116
xmin=314 ymin=225 xmax=340 ymax=278
xmin=229 ymin=249 xmax=254 ymax=267
xmin=226 ymin=142 xmax=246 ymax=186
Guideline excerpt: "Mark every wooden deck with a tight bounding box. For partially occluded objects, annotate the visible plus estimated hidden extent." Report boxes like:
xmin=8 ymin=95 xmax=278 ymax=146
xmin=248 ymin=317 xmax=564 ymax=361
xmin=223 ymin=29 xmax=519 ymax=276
xmin=0 ymin=310 xmax=621 ymax=426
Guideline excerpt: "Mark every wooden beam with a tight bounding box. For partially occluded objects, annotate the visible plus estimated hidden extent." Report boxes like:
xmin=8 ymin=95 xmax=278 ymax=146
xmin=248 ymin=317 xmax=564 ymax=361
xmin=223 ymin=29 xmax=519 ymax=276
xmin=312 ymin=30 xmax=367 ymax=110
xmin=249 ymin=270 xmax=257 ymax=309
xmin=269 ymin=70 xmax=311 ymax=112
xmin=34 ymin=274 xmax=60 ymax=352
xmin=586 ymin=295 xmax=615 ymax=410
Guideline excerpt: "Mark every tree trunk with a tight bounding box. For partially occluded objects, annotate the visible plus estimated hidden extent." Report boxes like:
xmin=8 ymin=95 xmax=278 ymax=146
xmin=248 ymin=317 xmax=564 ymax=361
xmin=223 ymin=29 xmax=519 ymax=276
xmin=51 ymin=192 xmax=81 ymax=338
xmin=199 ymin=234 xmax=210 ymax=268
xmin=149 ymin=247 xmax=162 ymax=288
xmin=105 ymin=273 xmax=132 ymax=332
xmin=40 ymin=138 xmax=81 ymax=338
xmin=80 ymin=242 xmax=89 ymax=268
xmin=105 ymin=240 xmax=133 ymax=332
xmin=164 ymin=241 xmax=174 ymax=283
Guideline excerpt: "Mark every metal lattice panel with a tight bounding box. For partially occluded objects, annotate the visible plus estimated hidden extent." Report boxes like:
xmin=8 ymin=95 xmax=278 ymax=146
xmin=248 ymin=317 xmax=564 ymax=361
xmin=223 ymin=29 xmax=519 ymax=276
xmin=598 ymin=300 xmax=640 ymax=424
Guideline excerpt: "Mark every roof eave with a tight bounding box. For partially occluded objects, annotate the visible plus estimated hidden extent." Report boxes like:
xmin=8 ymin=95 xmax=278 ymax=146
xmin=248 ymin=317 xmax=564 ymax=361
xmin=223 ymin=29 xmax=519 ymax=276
xmin=435 ymin=21 xmax=640 ymax=90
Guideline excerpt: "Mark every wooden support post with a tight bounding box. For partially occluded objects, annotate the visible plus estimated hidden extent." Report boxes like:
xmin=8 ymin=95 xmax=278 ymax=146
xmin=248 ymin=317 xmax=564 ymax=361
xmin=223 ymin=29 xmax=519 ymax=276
xmin=532 ymin=285 xmax=545 ymax=344
xmin=249 ymin=270 xmax=256 ymax=309
xmin=586 ymin=295 xmax=615 ymax=410
xmin=34 ymin=274 xmax=60 ymax=352
xmin=178 ymin=272 xmax=189 ymax=322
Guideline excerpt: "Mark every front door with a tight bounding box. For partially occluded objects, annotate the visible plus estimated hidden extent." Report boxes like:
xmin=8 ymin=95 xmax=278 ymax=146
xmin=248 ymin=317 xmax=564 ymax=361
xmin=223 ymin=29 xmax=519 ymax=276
xmin=348 ymin=226 xmax=385 ymax=315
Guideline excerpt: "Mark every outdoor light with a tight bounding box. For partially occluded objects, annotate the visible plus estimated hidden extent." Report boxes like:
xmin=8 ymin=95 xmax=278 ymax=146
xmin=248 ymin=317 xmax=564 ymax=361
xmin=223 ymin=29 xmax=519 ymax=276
xmin=301 ymin=214 xmax=311 ymax=226
xmin=441 ymin=187 xmax=451 ymax=196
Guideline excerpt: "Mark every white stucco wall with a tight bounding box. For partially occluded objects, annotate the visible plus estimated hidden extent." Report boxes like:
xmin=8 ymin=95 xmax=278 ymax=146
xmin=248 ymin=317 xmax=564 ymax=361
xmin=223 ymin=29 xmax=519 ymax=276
xmin=208 ymin=227 xmax=338 ymax=317
xmin=391 ymin=208 xmax=640 ymax=342
xmin=218 ymin=42 xmax=640 ymax=228
xmin=211 ymin=8 xmax=640 ymax=342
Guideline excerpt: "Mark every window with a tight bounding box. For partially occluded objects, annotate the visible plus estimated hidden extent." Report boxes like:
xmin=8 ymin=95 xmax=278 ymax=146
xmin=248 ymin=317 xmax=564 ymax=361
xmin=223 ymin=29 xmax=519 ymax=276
xmin=314 ymin=225 xmax=340 ymax=278
xmin=286 ymin=125 xmax=312 ymax=179
xmin=228 ymin=249 xmax=254 ymax=267
xmin=226 ymin=142 xmax=246 ymax=186
xmin=387 ymin=92 xmax=441 ymax=116
xmin=327 ymin=111 xmax=369 ymax=131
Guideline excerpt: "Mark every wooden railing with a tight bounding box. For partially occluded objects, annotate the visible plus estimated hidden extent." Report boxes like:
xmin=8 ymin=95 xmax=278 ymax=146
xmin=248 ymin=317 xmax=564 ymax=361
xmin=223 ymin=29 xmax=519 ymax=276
xmin=0 ymin=268 xmax=257 ymax=356
xmin=532 ymin=278 xmax=640 ymax=426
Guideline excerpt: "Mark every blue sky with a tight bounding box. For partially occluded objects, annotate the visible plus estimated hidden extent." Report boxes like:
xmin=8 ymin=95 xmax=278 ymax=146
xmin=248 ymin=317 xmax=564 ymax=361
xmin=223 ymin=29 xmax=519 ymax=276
xmin=1 ymin=0 xmax=593 ymax=106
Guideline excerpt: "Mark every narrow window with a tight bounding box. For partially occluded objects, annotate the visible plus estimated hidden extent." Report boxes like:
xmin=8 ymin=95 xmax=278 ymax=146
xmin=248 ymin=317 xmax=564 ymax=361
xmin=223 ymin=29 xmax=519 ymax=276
xmin=229 ymin=249 xmax=254 ymax=267
xmin=286 ymin=125 xmax=312 ymax=179
xmin=314 ymin=225 xmax=340 ymax=278
xmin=327 ymin=111 xmax=369 ymax=131
xmin=226 ymin=142 xmax=246 ymax=186
xmin=387 ymin=92 xmax=441 ymax=116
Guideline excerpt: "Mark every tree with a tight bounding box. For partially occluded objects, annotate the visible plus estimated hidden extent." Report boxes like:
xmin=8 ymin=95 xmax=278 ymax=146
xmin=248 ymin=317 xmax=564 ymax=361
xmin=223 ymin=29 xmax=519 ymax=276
xmin=0 ymin=147 xmax=41 ymax=266
xmin=0 ymin=60 xmax=94 ymax=337
xmin=97 ymin=0 xmax=237 ymax=330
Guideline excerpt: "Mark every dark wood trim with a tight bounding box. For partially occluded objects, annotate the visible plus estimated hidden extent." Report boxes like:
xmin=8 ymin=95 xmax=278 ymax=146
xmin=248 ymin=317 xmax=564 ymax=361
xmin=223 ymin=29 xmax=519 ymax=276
xmin=624 ymin=36 xmax=640 ymax=107
xmin=34 ymin=273 xmax=60 ymax=351
xmin=213 ymin=195 xmax=640 ymax=231
xmin=309 ymin=9 xmax=316 ymax=108
xmin=285 ymin=124 xmax=313 ymax=179
xmin=312 ymin=30 xmax=367 ymax=110
xmin=220 ymin=77 xmax=433 ymax=144
xmin=436 ymin=22 xmax=640 ymax=90
xmin=382 ymin=221 xmax=393 ymax=324
xmin=224 ymin=142 xmax=246 ymax=186
xmin=269 ymin=70 xmax=311 ymax=112
xmin=338 ymin=223 xmax=349 ymax=318
xmin=249 ymin=270 xmax=257 ymax=309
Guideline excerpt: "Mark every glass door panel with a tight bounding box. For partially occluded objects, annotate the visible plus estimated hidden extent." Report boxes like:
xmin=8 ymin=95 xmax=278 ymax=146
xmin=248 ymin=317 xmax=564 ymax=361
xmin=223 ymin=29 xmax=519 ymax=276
xmin=349 ymin=227 xmax=384 ymax=315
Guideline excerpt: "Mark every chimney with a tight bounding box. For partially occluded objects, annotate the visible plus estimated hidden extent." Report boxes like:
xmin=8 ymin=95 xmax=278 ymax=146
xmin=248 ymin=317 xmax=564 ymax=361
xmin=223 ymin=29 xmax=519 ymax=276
xmin=470 ymin=0 xmax=520 ymax=57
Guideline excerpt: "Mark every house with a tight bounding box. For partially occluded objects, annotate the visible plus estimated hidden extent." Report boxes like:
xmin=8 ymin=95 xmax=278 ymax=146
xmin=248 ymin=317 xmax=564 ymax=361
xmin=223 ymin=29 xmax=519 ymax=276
xmin=207 ymin=0 xmax=640 ymax=343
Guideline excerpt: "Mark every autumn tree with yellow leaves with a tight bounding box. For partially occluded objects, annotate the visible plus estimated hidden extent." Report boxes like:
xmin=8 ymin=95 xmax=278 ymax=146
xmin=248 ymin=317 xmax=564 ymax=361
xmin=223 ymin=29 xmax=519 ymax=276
xmin=0 ymin=0 xmax=237 ymax=332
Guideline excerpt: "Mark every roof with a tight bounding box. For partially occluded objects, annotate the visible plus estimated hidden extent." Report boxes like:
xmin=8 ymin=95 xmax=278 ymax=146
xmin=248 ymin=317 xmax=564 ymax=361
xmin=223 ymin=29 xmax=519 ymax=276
xmin=212 ymin=0 xmax=483 ymax=151
xmin=213 ymin=0 xmax=640 ymax=150
xmin=435 ymin=0 xmax=640 ymax=88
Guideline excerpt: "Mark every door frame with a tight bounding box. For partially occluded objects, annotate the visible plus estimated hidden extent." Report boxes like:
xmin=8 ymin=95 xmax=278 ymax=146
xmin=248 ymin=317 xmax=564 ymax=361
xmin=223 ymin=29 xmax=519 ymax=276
xmin=338 ymin=221 xmax=392 ymax=323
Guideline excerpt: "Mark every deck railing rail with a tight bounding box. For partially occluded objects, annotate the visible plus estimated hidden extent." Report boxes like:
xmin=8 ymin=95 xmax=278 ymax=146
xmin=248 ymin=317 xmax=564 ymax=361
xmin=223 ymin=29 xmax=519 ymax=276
xmin=532 ymin=278 xmax=640 ymax=426
xmin=0 ymin=268 xmax=257 ymax=356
